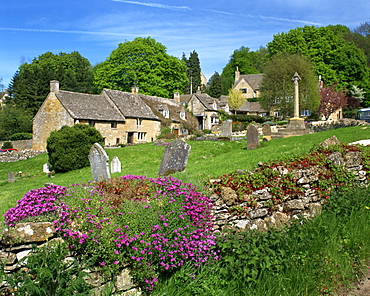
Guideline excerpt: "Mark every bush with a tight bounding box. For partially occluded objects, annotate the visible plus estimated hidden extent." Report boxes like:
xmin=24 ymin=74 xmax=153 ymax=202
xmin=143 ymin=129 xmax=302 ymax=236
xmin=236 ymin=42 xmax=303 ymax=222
xmin=1 ymin=142 xmax=13 ymax=149
xmin=9 ymin=133 xmax=33 ymax=141
xmin=46 ymin=124 xmax=103 ymax=173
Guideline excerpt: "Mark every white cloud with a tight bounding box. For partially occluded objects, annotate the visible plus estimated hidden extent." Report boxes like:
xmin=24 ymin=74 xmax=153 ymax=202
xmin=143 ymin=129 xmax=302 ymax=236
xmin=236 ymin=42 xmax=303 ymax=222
xmin=111 ymin=0 xmax=191 ymax=11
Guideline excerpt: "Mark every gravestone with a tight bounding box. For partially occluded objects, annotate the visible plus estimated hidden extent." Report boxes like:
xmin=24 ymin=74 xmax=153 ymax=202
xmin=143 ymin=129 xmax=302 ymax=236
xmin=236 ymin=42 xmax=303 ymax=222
xmin=246 ymin=124 xmax=259 ymax=150
xmin=262 ymin=124 xmax=271 ymax=136
xmin=43 ymin=163 xmax=50 ymax=174
xmin=88 ymin=143 xmax=111 ymax=182
xmin=110 ymin=156 xmax=121 ymax=174
xmin=8 ymin=172 xmax=15 ymax=183
xmin=158 ymin=139 xmax=191 ymax=176
xmin=221 ymin=119 xmax=232 ymax=137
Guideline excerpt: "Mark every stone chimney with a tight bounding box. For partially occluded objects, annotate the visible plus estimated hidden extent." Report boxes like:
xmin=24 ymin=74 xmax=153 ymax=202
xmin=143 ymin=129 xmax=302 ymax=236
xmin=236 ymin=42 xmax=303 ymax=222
xmin=174 ymin=91 xmax=180 ymax=103
xmin=235 ymin=66 xmax=240 ymax=82
xmin=131 ymin=86 xmax=139 ymax=95
xmin=50 ymin=80 xmax=59 ymax=93
xmin=196 ymin=86 xmax=201 ymax=95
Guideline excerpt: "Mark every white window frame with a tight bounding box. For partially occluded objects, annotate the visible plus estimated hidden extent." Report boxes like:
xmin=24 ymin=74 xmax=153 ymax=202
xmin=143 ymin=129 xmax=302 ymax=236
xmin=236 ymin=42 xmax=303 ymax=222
xmin=137 ymin=132 xmax=146 ymax=141
xmin=180 ymin=111 xmax=186 ymax=120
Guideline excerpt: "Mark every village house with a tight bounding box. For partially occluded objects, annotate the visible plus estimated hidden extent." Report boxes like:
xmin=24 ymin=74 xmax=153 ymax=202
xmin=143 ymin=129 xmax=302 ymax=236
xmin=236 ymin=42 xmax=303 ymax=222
xmin=234 ymin=68 xmax=263 ymax=100
xmin=32 ymin=81 xmax=193 ymax=151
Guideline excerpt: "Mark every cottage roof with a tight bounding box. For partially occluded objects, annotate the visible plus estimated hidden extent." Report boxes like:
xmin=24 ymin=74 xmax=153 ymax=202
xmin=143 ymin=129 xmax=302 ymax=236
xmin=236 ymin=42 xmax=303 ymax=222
xmin=191 ymin=93 xmax=219 ymax=111
xmin=234 ymin=74 xmax=264 ymax=90
xmin=56 ymin=91 xmax=126 ymax=121
xmin=237 ymin=101 xmax=267 ymax=113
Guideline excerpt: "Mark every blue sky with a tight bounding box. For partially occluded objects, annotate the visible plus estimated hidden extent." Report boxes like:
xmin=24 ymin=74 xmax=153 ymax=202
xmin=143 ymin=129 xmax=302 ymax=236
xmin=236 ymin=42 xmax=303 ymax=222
xmin=1 ymin=0 xmax=369 ymax=90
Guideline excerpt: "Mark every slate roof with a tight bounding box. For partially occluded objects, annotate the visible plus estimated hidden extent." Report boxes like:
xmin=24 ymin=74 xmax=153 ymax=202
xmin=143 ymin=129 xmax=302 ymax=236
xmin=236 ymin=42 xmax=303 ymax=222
xmin=191 ymin=93 xmax=219 ymax=111
xmin=234 ymin=74 xmax=264 ymax=90
xmin=237 ymin=101 xmax=267 ymax=113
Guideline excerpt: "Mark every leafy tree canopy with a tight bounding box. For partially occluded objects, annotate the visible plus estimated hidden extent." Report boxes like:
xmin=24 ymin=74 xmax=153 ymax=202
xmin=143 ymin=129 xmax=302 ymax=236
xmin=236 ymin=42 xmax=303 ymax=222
xmin=227 ymin=88 xmax=246 ymax=113
xmin=8 ymin=51 xmax=94 ymax=116
xmin=318 ymin=85 xmax=348 ymax=120
xmin=207 ymin=72 xmax=222 ymax=98
xmin=267 ymin=25 xmax=370 ymax=101
xmin=93 ymin=37 xmax=189 ymax=98
xmin=259 ymin=53 xmax=320 ymax=118
xmin=0 ymin=105 xmax=33 ymax=141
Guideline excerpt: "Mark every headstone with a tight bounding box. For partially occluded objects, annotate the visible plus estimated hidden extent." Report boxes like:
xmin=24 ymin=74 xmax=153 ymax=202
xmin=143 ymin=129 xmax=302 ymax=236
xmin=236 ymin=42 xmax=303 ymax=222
xmin=88 ymin=143 xmax=111 ymax=182
xmin=8 ymin=172 xmax=15 ymax=183
xmin=262 ymin=124 xmax=271 ymax=136
xmin=246 ymin=124 xmax=259 ymax=150
xmin=43 ymin=163 xmax=50 ymax=174
xmin=221 ymin=119 xmax=232 ymax=138
xmin=110 ymin=156 xmax=121 ymax=174
xmin=158 ymin=139 xmax=191 ymax=176
xmin=319 ymin=136 xmax=341 ymax=148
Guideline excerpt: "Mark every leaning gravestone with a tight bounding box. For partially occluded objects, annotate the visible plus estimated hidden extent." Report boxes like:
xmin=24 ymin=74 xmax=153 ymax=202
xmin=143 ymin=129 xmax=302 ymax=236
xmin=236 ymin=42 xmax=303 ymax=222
xmin=246 ymin=124 xmax=259 ymax=150
xmin=262 ymin=124 xmax=271 ymax=136
xmin=221 ymin=119 xmax=233 ymax=138
xmin=88 ymin=143 xmax=111 ymax=182
xmin=110 ymin=156 xmax=121 ymax=174
xmin=8 ymin=172 xmax=15 ymax=183
xmin=158 ymin=139 xmax=191 ymax=176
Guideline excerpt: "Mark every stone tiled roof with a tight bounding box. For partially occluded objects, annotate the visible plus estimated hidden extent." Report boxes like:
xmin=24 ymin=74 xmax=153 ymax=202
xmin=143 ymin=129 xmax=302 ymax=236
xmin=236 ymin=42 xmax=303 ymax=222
xmin=234 ymin=74 xmax=264 ymax=90
xmin=104 ymin=89 xmax=159 ymax=120
xmin=56 ymin=91 xmax=126 ymax=121
xmin=237 ymin=101 xmax=267 ymax=113
xmin=192 ymin=93 xmax=218 ymax=111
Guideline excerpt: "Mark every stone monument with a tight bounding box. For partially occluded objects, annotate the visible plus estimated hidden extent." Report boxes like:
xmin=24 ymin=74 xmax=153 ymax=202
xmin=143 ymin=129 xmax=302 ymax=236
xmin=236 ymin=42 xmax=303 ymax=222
xmin=221 ymin=119 xmax=232 ymax=138
xmin=246 ymin=124 xmax=259 ymax=150
xmin=286 ymin=72 xmax=306 ymax=130
xmin=8 ymin=172 xmax=15 ymax=183
xmin=110 ymin=156 xmax=122 ymax=174
xmin=88 ymin=143 xmax=111 ymax=182
xmin=158 ymin=139 xmax=191 ymax=176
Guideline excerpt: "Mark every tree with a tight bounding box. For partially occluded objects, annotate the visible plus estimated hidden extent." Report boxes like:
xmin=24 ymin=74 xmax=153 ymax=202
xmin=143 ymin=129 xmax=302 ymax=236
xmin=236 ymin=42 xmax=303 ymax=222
xmin=318 ymin=85 xmax=348 ymax=120
xmin=0 ymin=105 xmax=33 ymax=140
xmin=93 ymin=37 xmax=188 ymax=98
xmin=207 ymin=72 xmax=222 ymax=98
xmin=221 ymin=46 xmax=263 ymax=95
xmin=47 ymin=124 xmax=103 ymax=173
xmin=8 ymin=52 xmax=94 ymax=116
xmin=182 ymin=51 xmax=202 ymax=94
xmin=259 ymin=53 xmax=320 ymax=118
xmin=227 ymin=88 xmax=246 ymax=114
xmin=267 ymin=25 xmax=370 ymax=97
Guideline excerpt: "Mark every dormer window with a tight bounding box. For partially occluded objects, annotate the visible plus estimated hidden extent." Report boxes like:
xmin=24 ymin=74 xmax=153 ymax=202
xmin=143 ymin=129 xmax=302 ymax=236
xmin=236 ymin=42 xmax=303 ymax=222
xmin=240 ymin=88 xmax=248 ymax=93
xmin=212 ymin=102 xmax=217 ymax=110
xmin=162 ymin=109 xmax=169 ymax=118
xmin=180 ymin=111 xmax=186 ymax=120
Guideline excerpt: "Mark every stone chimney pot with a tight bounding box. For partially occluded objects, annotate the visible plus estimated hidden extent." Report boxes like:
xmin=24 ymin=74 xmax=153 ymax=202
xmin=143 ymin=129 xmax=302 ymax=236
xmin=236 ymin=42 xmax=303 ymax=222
xmin=50 ymin=81 xmax=59 ymax=93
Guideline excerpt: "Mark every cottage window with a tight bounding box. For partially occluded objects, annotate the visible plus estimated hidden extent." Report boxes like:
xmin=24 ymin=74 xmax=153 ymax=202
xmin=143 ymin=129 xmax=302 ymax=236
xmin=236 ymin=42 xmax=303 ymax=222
xmin=111 ymin=122 xmax=117 ymax=128
xmin=274 ymin=111 xmax=280 ymax=118
xmin=180 ymin=111 xmax=186 ymax=120
xmin=211 ymin=116 xmax=219 ymax=124
xmin=301 ymin=110 xmax=311 ymax=117
xmin=240 ymin=88 xmax=248 ymax=93
xmin=137 ymin=118 xmax=142 ymax=126
xmin=74 ymin=119 xmax=79 ymax=124
xmin=137 ymin=132 xmax=146 ymax=141
xmin=162 ymin=109 xmax=169 ymax=118
xmin=89 ymin=120 xmax=95 ymax=127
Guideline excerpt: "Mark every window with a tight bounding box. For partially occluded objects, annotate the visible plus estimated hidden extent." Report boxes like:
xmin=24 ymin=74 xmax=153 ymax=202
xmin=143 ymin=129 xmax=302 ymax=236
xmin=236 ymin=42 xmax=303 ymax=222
xmin=301 ymin=110 xmax=311 ymax=117
xmin=162 ymin=109 xmax=169 ymax=118
xmin=137 ymin=132 xmax=146 ymax=141
xmin=240 ymin=88 xmax=248 ymax=93
xmin=211 ymin=116 xmax=219 ymax=124
xmin=136 ymin=118 xmax=142 ymax=126
xmin=274 ymin=111 xmax=280 ymax=118
xmin=212 ymin=102 xmax=217 ymax=110
xmin=74 ymin=119 xmax=79 ymax=124
xmin=111 ymin=122 xmax=117 ymax=128
xmin=180 ymin=111 xmax=186 ymax=120
xmin=89 ymin=120 xmax=95 ymax=127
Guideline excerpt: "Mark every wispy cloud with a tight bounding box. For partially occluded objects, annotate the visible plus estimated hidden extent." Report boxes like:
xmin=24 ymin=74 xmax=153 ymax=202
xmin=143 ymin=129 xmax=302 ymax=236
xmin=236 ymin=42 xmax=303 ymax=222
xmin=111 ymin=0 xmax=191 ymax=11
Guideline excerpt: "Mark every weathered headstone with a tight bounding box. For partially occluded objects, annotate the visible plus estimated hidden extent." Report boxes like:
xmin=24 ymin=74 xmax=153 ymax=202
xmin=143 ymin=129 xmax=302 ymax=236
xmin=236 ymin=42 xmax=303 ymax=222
xmin=110 ymin=156 xmax=121 ymax=174
xmin=88 ymin=143 xmax=111 ymax=182
xmin=8 ymin=172 xmax=15 ymax=183
xmin=246 ymin=124 xmax=259 ymax=150
xmin=221 ymin=119 xmax=232 ymax=138
xmin=158 ymin=139 xmax=191 ymax=176
xmin=262 ymin=124 xmax=271 ymax=136
xmin=43 ymin=163 xmax=50 ymax=174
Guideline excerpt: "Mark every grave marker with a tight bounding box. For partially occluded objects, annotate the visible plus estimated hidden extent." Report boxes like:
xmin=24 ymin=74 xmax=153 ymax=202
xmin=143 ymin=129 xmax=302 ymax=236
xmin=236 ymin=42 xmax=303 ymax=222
xmin=88 ymin=143 xmax=111 ymax=182
xmin=110 ymin=156 xmax=121 ymax=174
xmin=221 ymin=119 xmax=232 ymax=138
xmin=8 ymin=172 xmax=15 ymax=183
xmin=246 ymin=124 xmax=259 ymax=150
xmin=43 ymin=163 xmax=50 ymax=174
xmin=158 ymin=139 xmax=191 ymax=176
xmin=262 ymin=124 xmax=271 ymax=136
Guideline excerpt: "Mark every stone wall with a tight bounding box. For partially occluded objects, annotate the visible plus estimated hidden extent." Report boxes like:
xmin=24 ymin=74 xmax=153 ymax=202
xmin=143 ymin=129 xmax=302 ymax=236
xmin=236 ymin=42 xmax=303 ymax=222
xmin=209 ymin=137 xmax=368 ymax=231
xmin=0 ymin=222 xmax=141 ymax=295
xmin=306 ymin=118 xmax=369 ymax=133
xmin=0 ymin=140 xmax=33 ymax=151
xmin=0 ymin=150 xmax=45 ymax=163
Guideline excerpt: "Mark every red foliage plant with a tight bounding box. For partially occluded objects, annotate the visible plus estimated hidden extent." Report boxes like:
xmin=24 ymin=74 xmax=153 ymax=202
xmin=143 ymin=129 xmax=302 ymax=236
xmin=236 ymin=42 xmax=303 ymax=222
xmin=318 ymin=85 xmax=348 ymax=120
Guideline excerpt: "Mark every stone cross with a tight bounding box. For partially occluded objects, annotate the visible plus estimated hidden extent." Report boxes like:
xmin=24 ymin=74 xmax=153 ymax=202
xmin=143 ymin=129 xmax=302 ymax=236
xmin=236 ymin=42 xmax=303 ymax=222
xmin=292 ymin=72 xmax=301 ymax=119
xmin=8 ymin=172 xmax=15 ymax=183
xmin=110 ymin=156 xmax=121 ymax=174
xmin=246 ymin=124 xmax=259 ymax=150
xmin=88 ymin=143 xmax=111 ymax=182
xmin=158 ymin=139 xmax=191 ymax=176
xmin=221 ymin=119 xmax=232 ymax=137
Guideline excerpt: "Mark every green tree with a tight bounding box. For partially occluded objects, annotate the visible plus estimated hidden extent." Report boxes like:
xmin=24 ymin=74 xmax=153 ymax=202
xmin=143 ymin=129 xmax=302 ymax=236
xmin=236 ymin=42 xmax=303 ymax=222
xmin=207 ymin=72 xmax=222 ymax=98
xmin=259 ymin=53 xmax=320 ymax=118
xmin=47 ymin=124 xmax=103 ymax=173
xmin=8 ymin=51 xmax=94 ymax=116
xmin=183 ymin=50 xmax=202 ymax=94
xmin=0 ymin=105 xmax=33 ymax=140
xmin=228 ymin=88 xmax=246 ymax=114
xmin=93 ymin=37 xmax=188 ymax=98
xmin=267 ymin=25 xmax=370 ymax=100
xmin=221 ymin=46 xmax=262 ymax=95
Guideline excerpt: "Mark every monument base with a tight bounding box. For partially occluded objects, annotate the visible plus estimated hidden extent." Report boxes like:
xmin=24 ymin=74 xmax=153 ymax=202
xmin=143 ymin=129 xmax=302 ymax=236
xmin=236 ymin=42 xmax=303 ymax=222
xmin=286 ymin=117 xmax=306 ymax=129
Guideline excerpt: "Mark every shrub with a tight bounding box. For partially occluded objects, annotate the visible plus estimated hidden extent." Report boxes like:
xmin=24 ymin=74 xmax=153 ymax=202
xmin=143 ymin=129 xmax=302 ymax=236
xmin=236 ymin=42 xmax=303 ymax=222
xmin=9 ymin=133 xmax=33 ymax=141
xmin=1 ymin=141 xmax=12 ymax=149
xmin=46 ymin=124 xmax=103 ymax=173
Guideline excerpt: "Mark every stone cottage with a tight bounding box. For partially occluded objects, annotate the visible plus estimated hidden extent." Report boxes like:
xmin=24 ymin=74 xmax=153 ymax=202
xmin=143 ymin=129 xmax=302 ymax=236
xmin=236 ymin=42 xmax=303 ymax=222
xmin=234 ymin=68 xmax=263 ymax=100
xmin=32 ymin=81 xmax=191 ymax=151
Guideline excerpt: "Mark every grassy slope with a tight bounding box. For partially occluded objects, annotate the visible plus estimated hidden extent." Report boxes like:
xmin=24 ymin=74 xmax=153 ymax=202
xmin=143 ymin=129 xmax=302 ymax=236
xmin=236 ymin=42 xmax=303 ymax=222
xmin=0 ymin=126 xmax=369 ymax=220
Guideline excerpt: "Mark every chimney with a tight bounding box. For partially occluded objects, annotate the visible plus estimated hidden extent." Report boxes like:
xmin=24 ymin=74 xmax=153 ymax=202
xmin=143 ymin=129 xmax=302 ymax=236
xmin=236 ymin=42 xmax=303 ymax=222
xmin=235 ymin=66 xmax=240 ymax=82
xmin=196 ymin=86 xmax=201 ymax=95
xmin=131 ymin=86 xmax=139 ymax=94
xmin=50 ymin=80 xmax=59 ymax=93
xmin=174 ymin=91 xmax=180 ymax=103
